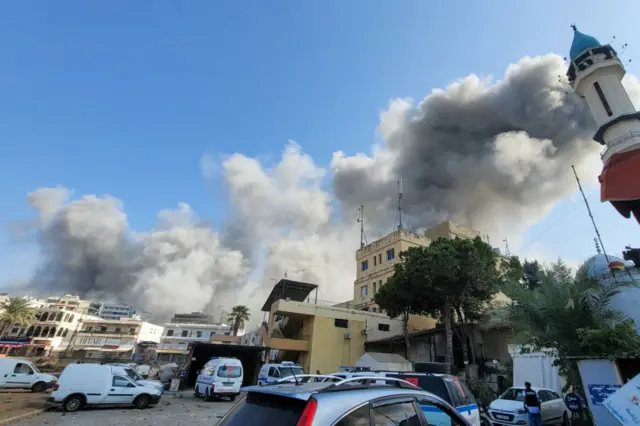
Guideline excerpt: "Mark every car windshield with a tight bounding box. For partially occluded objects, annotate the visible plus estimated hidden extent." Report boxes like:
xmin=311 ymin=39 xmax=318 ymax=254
xmin=30 ymin=364 xmax=41 ymax=374
xmin=501 ymin=388 xmax=526 ymax=401
xmin=125 ymin=368 xmax=143 ymax=381
xmin=218 ymin=393 xmax=306 ymax=426
xmin=279 ymin=367 xmax=303 ymax=378
xmin=218 ymin=365 xmax=242 ymax=378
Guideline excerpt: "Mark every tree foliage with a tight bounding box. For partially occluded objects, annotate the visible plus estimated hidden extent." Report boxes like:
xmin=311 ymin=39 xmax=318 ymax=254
xmin=0 ymin=298 xmax=36 ymax=336
xmin=487 ymin=259 xmax=640 ymax=391
xmin=375 ymin=236 xmax=501 ymax=372
xmin=227 ymin=305 xmax=251 ymax=336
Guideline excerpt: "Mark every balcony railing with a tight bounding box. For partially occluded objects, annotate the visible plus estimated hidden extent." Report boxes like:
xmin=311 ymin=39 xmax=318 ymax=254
xmin=79 ymin=331 xmax=137 ymax=336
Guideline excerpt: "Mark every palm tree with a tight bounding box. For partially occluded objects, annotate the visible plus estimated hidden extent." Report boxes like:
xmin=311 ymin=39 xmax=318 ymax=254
xmin=227 ymin=305 xmax=251 ymax=336
xmin=0 ymin=298 xmax=36 ymax=337
xmin=485 ymin=260 xmax=640 ymax=391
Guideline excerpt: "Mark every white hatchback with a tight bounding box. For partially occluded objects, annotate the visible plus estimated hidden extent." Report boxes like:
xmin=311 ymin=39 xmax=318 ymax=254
xmin=488 ymin=386 xmax=569 ymax=426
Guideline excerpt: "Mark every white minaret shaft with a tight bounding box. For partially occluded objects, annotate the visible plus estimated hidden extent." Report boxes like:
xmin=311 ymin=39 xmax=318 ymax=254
xmin=567 ymin=26 xmax=640 ymax=163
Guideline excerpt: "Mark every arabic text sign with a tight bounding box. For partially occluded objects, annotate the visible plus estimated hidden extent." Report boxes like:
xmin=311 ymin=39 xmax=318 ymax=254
xmin=604 ymin=374 xmax=640 ymax=425
xmin=588 ymin=384 xmax=621 ymax=405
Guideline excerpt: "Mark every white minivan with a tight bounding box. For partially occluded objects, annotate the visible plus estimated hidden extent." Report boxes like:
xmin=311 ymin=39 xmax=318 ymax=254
xmin=0 ymin=358 xmax=57 ymax=392
xmin=49 ymin=363 xmax=162 ymax=412
xmin=257 ymin=361 xmax=304 ymax=385
xmin=195 ymin=357 xmax=243 ymax=401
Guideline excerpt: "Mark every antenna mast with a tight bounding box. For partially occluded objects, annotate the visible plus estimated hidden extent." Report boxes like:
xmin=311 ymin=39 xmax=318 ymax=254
xmin=357 ymin=205 xmax=367 ymax=248
xmin=571 ymin=165 xmax=610 ymax=263
xmin=396 ymin=178 xmax=404 ymax=230
xmin=503 ymin=238 xmax=511 ymax=257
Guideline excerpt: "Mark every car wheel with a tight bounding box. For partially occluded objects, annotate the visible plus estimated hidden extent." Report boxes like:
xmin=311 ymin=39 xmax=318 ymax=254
xmin=31 ymin=381 xmax=46 ymax=393
xmin=480 ymin=412 xmax=493 ymax=426
xmin=134 ymin=394 xmax=151 ymax=410
xmin=204 ymin=388 xmax=211 ymax=402
xmin=194 ymin=386 xmax=200 ymax=397
xmin=562 ymin=412 xmax=569 ymax=426
xmin=64 ymin=395 xmax=85 ymax=412
xmin=229 ymin=395 xmax=236 ymax=402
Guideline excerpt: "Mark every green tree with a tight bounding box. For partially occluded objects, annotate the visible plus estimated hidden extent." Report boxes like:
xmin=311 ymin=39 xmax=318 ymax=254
xmin=374 ymin=262 xmax=422 ymax=359
xmin=523 ymin=259 xmax=542 ymax=290
xmin=486 ymin=259 xmax=640 ymax=391
xmin=227 ymin=305 xmax=251 ymax=336
xmin=0 ymin=298 xmax=36 ymax=337
xmin=378 ymin=237 xmax=501 ymax=372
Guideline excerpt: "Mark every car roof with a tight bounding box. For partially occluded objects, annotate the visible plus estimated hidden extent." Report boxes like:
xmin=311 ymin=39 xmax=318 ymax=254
xmin=242 ymin=380 xmax=450 ymax=405
xmin=508 ymin=386 xmax=553 ymax=392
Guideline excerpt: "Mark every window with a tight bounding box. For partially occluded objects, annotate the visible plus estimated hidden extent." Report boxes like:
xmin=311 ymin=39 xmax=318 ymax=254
xmin=14 ymin=363 xmax=33 ymax=374
xmin=334 ymin=318 xmax=349 ymax=328
xmin=372 ymin=401 xmax=421 ymax=426
xmin=361 ymin=286 xmax=368 ymax=297
xmin=10 ymin=328 xmax=18 ymax=334
xmin=378 ymin=254 xmax=382 ymax=264
xmin=335 ymin=404 xmax=371 ymax=426
xmin=594 ymin=81 xmax=613 ymax=116
xmin=387 ymin=248 xmax=395 ymax=261
xmin=415 ymin=397 xmax=464 ymax=426
xmin=444 ymin=377 xmax=473 ymax=406
xmin=378 ymin=323 xmax=390 ymax=332
xmin=100 ymin=326 xmax=107 ymax=332
xmin=268 ymin=367 xmax=280 ymax=378
xmin=216 ymin=392 xmax=307 ymax=426
xmin=361 ymin=260 xmax=368 ymax=271
xmin=549 ymin=391 xmax=561 ymax=400
xmin=115 ymin=328 xmax=121 ymax=333
xmin=112 ymin=376 xmax=134 ymax=387
xmin=196 ymin=331 xmax=202 ymax=338
xmin=181 ymin=330 xmax=188 ymax=337
xmin=166 ymin=329 xmax=174 ymax=336
xmin=218 ymin=365 xmax=243 ymax=378
xmin=210 ymin=331 xmax=216 ymax=337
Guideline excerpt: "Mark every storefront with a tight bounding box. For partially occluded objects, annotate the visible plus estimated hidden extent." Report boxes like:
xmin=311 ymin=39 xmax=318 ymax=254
xmin=0 ymin=337 xmax=32 ymax=357
xmin=73 ymin=336 xmax=137 ymax=360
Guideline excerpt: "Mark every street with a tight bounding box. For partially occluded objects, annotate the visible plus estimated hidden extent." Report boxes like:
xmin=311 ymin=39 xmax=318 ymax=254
xmin=10 ymin=393 xmax=236 ymax=426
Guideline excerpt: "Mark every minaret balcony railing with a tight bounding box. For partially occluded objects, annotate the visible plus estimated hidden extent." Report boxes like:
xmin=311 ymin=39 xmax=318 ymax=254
xmin=602 ymin=131 xmax=640 ymax=159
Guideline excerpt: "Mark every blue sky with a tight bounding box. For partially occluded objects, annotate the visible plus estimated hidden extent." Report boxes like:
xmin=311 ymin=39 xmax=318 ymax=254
xmin=1 ymin=0 xmax=640 ymax=285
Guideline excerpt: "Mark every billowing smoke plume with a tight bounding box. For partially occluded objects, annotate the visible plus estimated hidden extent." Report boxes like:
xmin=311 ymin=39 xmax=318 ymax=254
xmin=17 ymin=54 xmax=640 ymax=321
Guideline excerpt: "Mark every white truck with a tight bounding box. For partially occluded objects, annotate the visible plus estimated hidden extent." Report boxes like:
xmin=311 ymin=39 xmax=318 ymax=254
xmin=0 ymin=358 xmax=57 ymax=392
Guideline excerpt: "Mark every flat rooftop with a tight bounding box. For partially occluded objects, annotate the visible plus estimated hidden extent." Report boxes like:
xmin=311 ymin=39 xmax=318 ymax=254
xmin=261 ymin=279 xmax=318 ymax=312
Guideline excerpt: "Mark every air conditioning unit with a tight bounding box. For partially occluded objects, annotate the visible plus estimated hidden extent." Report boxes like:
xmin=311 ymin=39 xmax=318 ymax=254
xmin=361 ymin=329 xmax=368 ymax=335
xmin=344 ymin=331 xmax=352 ymax=339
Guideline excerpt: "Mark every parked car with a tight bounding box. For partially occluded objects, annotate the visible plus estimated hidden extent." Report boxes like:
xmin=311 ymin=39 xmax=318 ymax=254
xmin=217 ymin=376 xmax=470 ymax=426
xmin=195 ymin=357 xmax=243 ymax=401
xmin=257 ymin=361 xmax=304 ymax=385
xmin=0 ymin=358 xmax=57 ymax=392
xmin=48 ymin=363 xmax=162 ymax=412
xmin=488 ymin=386 xmax=569 ymax=426
xmin=110 ymin=363 xmax=164 ymax=393
xmin=330 ymin=370 xmax=482 ymax=426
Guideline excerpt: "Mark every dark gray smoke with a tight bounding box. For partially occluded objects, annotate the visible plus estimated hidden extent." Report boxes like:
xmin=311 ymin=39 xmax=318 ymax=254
xmin=332 ymin=55 xmax=606 ymax=237
xmin=13 ymin=55 xmax=640 ymax=320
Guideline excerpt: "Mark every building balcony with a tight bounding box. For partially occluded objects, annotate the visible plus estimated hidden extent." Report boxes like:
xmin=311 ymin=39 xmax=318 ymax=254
xmin=78 ymin=331 xmax=137 ymax=337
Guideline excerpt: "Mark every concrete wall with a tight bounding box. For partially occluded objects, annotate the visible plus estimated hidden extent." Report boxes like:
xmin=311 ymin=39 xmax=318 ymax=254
xmin=307 ymin=315 xmax=365 ymax=374
xmin=138 ymin=322 xmax=164 ymax=343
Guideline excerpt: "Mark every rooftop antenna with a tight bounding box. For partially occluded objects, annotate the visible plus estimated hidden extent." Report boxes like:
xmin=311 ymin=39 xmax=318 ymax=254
xmin=571 ymin=165 xmax=610 ymax=263
xmin=503 ymin=238 xmax=511 ymax=257
xmin=395 ymin=178 xmax=404 ymax=231
xmin=357 ymin=205 xmax=368 ymax=248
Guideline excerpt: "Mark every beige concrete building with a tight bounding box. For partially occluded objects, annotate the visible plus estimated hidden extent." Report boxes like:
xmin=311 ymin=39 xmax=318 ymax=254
xmin=352 ymin=221 xmax=489 ymax=329
xmin=260 ymin=279 xmax=404 ymax=374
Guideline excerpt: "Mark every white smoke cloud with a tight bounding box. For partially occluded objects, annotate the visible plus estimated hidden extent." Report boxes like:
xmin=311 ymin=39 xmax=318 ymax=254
xmin=16 ymin=54 xmax=640 ymax=321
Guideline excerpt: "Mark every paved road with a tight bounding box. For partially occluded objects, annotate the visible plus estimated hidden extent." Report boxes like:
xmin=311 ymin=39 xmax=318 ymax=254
xmin=12 ymin=393 xmax=236 ymax=426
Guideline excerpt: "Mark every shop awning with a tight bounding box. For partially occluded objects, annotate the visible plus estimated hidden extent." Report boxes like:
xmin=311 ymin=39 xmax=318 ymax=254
xmin=599 ymin=149 xmax=640 ymax=223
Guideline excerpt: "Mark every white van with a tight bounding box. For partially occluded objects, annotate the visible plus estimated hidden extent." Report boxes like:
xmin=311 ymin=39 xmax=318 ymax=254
xmin=49 ymin=363 xmax=162 ymax=412
xmin=110 ymin=363 xmax=164 ymax=393
xmin=195 ymin=357 xmax=243 ymax=401
xmin=0 ymin=358 xmax=57 ymax=392
xmin=257 ymin=361 xmax=304 ymax=385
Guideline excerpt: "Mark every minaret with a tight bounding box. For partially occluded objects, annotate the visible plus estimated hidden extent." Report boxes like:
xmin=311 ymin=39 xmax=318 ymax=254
xmin=567 ymin=25 xmax=640 ymax=223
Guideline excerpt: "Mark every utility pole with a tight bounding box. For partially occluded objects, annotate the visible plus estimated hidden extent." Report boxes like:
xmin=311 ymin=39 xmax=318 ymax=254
xmin=357 ymin=205 xmax=367 ymax=248
xmin=396 ymin=178 xmax=404 ymax=230
xmin=572 ymin=165 xmax=610 ymax=263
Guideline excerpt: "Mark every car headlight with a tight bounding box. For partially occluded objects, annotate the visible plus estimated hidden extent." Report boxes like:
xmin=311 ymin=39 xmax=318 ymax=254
xmin=517 ymin=409 xmax=528 ymax=414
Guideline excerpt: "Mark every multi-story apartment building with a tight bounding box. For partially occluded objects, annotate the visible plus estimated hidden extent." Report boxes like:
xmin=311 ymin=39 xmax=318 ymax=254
xmin=96 ymin=302 xmax=150 ymax=321
xmin=169 ymin=312 xmax=215 ymax=324
xmin=71 ymin=318 xmax=163 ymax=361
xmin=353 ymin=220 xmax=489 ymax=328
xmin=46 ymin=294 xmax=101 ymax=316
xmin=3 ymin=305 xmax=102 ymax=356
xmin=156 ymin=322 xmax=235 ymax=363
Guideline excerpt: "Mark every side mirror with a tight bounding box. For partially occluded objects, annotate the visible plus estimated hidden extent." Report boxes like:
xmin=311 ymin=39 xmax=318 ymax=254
xmin=29 ymin=370 xmax=35 ymax=375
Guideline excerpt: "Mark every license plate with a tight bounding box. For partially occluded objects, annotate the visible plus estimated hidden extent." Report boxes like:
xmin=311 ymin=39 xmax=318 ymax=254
xmin=495 ymin=415 xmax=509 ymax=420
xmin=223 ymin=382 xmax=234 ymax=386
